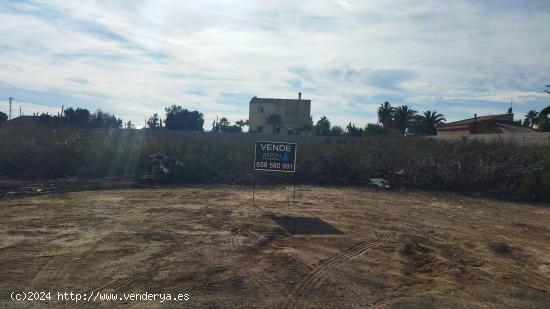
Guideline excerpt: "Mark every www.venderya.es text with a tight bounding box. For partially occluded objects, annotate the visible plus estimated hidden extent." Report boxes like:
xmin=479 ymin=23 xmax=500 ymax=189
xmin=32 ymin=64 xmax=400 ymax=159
xmin=11 ymin=291 xmax=190 ymax=303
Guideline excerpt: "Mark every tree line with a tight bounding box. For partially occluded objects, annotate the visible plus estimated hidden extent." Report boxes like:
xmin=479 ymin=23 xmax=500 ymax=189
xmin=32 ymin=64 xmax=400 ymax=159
xmin=146 ymin=105 xmax=205 ymax=131
xmin=146 ymin=107 xmax=249 ymax=133
xmin=288 ymin=102 xmax=446 ymax=137
xmin=1 ymin=88 xmax=549 ymax=133
xmin=0 ymin=108 xmax=124 ymax=129
xmin=516 ymin=107 xmax=550 ymax=131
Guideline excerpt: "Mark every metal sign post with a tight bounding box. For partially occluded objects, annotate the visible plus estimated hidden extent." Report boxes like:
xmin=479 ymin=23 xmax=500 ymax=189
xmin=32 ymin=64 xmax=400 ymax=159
xmin=253 ymin=141 xmax=297 ymax=204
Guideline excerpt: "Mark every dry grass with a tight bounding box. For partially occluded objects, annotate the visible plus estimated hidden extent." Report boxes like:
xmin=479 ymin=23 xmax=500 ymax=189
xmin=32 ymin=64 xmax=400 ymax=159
xmin=1 ymin=126 xmax=549 ymax=201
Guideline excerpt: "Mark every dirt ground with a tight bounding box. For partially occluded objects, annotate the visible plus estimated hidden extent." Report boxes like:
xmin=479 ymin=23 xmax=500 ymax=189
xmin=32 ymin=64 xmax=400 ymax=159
xmin=1 ymin=185 xmax=550 ymax=308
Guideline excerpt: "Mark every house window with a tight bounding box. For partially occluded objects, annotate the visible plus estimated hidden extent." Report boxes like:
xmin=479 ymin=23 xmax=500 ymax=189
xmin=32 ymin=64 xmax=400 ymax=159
xmin=257 ymin=126 xmax=263 ymax=133
xmin=258 ymin=106 xmax=264 ymax=113
xmin=287 ymin=129 xmax=294 ymax=135
xmin=275 ymin=127 xmax=281 ymax=134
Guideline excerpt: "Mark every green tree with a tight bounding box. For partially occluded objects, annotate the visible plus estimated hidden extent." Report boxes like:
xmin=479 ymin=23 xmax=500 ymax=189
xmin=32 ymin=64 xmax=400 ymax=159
xmin=513 ymin=119 xmax=525 ymax=127
xmin=147 ymin=113 xmax=160 ymax=129
xmin=0 ymin=111 xmax=8 ymax=125
xmin=377 ymin=101 xmax=394 ymax=128
xmin=218 ymin=117 xmax=230 ymax=131
xmin=411 ymin=110 xmax=446 ymax=135
xmin=212 ymin=117 xmax=231 ymax=133
xmin=126 ymin=120 xmax=135 ymax=129
xmin=224 ymin=125 xmax=242 ymax=133
xmin=38 ymin=113 xmax=52 ymax=126
xmin=90 ymin=110 xmax=122 ymax=128
xmin=524 ymin=110 xmax=539 ymax=128
xmin=315 ymin=116 xmax=331 ymax=136
xmin=164 ymin=105 xmax=204 ymax=131
xmin=300 ymin=122 xmax=313 ymax=136
xmin=64 ymin=107 xmax=91 ymax=128
xmin=265 ymin=114 xmax=283 ymax=134
xmin=345 ymin=123 xmax=364 ymax=137
xmin=393 ymin=105 xmax=417 ymax=135
xmin=330 ymin=125 xmax=344 ymax=136
xmin=364 ymin=123 xmax=387 ymax=135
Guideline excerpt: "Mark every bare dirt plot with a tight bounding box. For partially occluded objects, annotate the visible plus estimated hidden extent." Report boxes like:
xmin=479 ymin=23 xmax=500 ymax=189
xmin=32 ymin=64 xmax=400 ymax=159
xmin=1 ymin=186 xmax=550 ymax=308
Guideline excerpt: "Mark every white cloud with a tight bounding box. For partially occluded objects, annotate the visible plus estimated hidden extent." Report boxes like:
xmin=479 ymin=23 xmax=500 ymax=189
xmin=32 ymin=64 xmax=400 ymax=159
xmin=0 ymin=0 xmax=548 ymax=127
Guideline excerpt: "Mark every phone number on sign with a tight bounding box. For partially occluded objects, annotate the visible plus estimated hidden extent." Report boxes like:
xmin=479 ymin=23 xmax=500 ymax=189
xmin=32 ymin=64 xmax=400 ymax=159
xmin=255 ymin=161 xmax=294 ymax=170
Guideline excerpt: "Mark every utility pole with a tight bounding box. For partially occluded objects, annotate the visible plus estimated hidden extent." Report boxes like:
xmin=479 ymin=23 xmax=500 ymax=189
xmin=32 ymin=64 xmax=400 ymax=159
xmin=19 ymin=106 xmax=22 ymax=117
xmin=8 ymin=97 xmax=12 ymax=120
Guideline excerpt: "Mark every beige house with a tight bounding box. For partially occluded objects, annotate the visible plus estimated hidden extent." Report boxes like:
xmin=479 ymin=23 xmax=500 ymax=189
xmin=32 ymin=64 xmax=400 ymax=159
xmin=248 ymin=93 xmax=312 ymax=135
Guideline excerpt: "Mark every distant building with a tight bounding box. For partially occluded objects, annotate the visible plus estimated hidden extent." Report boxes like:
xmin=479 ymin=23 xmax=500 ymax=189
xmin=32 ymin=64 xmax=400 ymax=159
xmin=7 ymin=115 xmax=38 ymax=126
xmin=248 ymin=93 xmax=312 ymax=135
xmin=436 ymin=112 xmax=534 ymax=136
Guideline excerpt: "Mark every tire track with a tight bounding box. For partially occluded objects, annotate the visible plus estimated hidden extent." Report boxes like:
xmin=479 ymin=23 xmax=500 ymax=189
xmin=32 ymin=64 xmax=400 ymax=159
xmin=72 ymin=228 xmax=281 ymax=308
xmin=431 ymin=243 xmax=550 ymax=294
xmin=293 ymin=255 xmax=377 ymax=307
xmin=244 ymin=232 xmax=380 ymax=308
xmin=71 ymin=231 xmax=239 ymax=308
xmin=282 ymin=233 xmax=397 ymax=309
xmin=466 ymin=264 xmax=550 ymax=295
xmin=240 ymin=228 xmax=284 ymax=247
xmin=437 ymin=244 xmax=491 ymax=267
xmin=403 ymin=239 xmax=550 ymax=296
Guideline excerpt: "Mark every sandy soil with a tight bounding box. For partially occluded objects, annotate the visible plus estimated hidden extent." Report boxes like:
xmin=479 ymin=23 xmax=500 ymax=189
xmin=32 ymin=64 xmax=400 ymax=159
xmin=1 ymin=185 xmax=550 ymax=308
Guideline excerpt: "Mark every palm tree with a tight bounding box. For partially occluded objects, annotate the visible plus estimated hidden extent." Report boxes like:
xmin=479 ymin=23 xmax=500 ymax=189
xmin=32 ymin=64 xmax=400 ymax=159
xmin=393 ymin=105 xmax=417 ymax=135
xmin=265 ymin=114 xmax=283 ymax=134
xmin=413 ymin=110 xmax=446 ymax=135
xmin=524 ymin=110 xmax=539 ymax=128
xmin=377 ymin=101 xmax=394 ymax=128
xmin=235 ymin=119 xmax=249 ymax=128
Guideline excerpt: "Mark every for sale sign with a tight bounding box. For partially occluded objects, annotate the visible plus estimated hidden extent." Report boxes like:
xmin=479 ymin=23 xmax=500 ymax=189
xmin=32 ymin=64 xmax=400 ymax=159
xmin=254 ymin=141 xmax=297 ymax=172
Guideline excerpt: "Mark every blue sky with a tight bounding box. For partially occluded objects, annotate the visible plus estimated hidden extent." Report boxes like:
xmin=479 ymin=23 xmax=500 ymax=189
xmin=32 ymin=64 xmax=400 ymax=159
xmin=0 ymin=0 xmax=548 ymax=128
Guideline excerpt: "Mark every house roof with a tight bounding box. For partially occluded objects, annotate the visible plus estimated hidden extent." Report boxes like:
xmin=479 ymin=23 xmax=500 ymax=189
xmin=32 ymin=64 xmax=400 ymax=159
xmin=250 ymin=97 xmax=311 ymax=104
xmin=497 ymin=123 xmax=536 ymax=133
xmin=437 ymin=113 xmax=513 ymax=128
xmin=7 ymin=115 xmax=38 ymax=124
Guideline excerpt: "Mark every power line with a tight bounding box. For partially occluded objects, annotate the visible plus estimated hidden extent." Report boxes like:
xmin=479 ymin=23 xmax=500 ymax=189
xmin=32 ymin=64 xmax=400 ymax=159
xmin=10 ymin=97 xmax=55 ymax=107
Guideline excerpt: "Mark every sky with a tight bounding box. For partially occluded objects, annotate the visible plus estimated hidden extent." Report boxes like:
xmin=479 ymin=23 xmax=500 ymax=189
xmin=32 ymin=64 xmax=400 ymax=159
xmin=0 ymin=0 xmax=549 ymax=129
